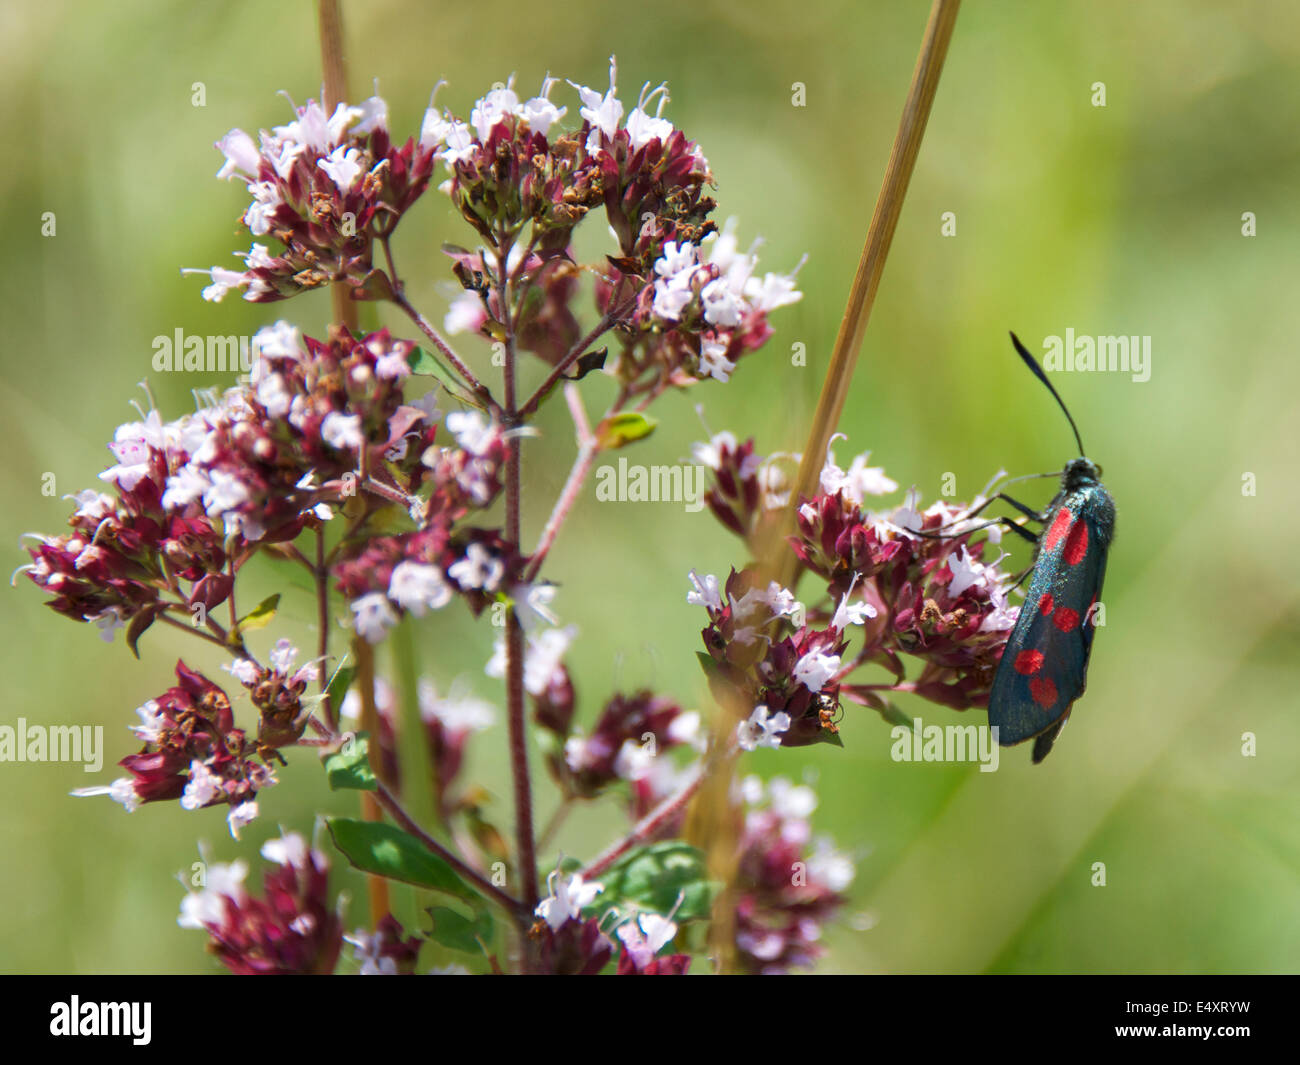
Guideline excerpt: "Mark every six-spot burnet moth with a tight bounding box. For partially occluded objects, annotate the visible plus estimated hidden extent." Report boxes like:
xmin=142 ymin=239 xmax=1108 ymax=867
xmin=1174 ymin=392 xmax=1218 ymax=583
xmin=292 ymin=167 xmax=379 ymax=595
xmin=972 ymin=333 xmax=1116 ymax=763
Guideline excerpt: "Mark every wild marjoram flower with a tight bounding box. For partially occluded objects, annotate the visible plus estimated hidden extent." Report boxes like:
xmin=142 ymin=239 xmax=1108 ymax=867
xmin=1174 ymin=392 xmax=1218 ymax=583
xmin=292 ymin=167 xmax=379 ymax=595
xmin=22 ymin=60 xmax=886 ymax=975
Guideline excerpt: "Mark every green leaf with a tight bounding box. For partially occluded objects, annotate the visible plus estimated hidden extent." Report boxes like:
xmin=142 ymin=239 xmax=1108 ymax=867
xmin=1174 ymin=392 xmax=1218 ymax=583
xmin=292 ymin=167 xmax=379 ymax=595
xmin=583 ymin=841 xmax=718 ymax=923
xmin=427 ymin=905 xmax=494 ymax=954
xmin=812 ymin=727 xmax=846 ymax=748
xmin=596 ymin=411 xmax=657 ymax=450
xmin=323 ymin=732 xmax=377 ymax=791
xmin=325 ymin=662 xmax=356 ymax=710
xmin=407 ymin=345 xmax=481 ymax=408
xmin=326 ymin=818 xmax=478 ymax=902
xmin=231 ymin=593 xmax=279 ymax=641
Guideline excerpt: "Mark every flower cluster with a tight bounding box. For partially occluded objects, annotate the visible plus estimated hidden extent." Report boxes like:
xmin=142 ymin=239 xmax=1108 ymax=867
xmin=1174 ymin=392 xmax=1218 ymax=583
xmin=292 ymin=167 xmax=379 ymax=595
xmin=178 ymin=831 xmax=343 ymax=975
xmin=74 ymin=661 xmax=277 ymax=838
xmin=733 ymin=776 xmax=854 ymax=974
xmin=192 ymin=95 xmax=436 ymax=302
xmin=693 ymin=436 xmax=1023 ymax=746
xmin=559 ymin=690 xmax=700 ymax=798
xmin=691 ymin=567 xmax=868 ymax=748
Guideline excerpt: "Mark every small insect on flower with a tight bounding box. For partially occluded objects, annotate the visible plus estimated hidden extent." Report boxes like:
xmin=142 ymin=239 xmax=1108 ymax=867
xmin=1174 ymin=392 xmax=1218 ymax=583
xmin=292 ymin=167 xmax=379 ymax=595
xmin=969 ymin=333 xmax=1116 ymax=763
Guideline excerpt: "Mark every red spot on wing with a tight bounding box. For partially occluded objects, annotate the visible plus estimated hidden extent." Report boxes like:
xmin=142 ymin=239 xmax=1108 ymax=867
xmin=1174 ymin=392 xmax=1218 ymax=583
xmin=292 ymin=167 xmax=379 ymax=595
xmin=1086 ymin=596 xmax=1097 ymax=626
xmin=1054 ymin=607 xmax=1080 ymax=632
xmin=1043 ymin=508 xmax=1073 ymax=552
xmin=1014 ymin=650 xmax=1044 ymax=675
xmin=1064 ymin=519 xmax=1089 ymax=566
xmin=1029 ymin=676 xmax=1058 ymax=708
xmin=1039 ymin=593 xmax=1054 ymax=616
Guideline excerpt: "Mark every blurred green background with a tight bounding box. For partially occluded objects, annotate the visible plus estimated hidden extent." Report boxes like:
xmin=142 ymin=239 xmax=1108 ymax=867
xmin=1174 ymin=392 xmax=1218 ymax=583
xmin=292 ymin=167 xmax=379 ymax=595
xmin=3 ymin=0 xmax=1298 ymax=974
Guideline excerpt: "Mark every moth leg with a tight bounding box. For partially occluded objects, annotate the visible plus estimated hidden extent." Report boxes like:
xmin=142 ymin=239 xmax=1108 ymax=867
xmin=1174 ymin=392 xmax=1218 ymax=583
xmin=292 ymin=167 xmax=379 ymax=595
xmin=928 ymin=491 xmax=1048 ymax=533
xmin=916 ymin=514 xmax=1038 ymax=544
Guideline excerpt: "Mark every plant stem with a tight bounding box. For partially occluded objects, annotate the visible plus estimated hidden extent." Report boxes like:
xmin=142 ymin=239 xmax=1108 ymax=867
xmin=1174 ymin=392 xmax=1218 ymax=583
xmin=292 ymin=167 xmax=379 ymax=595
xmin=518 ymin=301 xmax=632 ymax=420
xmin=523 ymin=385 xmax=598 ymax=582
xmin=694 ymin=0 xmax=964 ymax=973
xmin=391 ymin=289 xmax=496 ymax=410
xmin=372 ymin=781 xmax=528 ymax=920
xmin=352 ymin=636 xmax=392 ymax=925
xmin=498 ymin=233 xmax=541 ymax=955
xmin=582 ymin=764 xmax=704 ymax=880
xmin=314 ymin=526 xmax=336 ymax=731
xmin=766 ymin=0 xmax=962 ymax=590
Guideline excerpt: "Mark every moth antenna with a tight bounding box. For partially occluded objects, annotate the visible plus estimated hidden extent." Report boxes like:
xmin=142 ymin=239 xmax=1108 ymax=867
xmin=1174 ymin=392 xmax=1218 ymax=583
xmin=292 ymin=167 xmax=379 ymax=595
xmin=1009 ymin=332 xmax=1086 ymax=457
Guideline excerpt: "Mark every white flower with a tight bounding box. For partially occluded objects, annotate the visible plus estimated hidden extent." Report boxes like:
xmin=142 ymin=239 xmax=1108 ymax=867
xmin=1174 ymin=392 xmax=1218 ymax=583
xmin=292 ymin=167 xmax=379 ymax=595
xmin=485 ymin=625 xmax=576 ymax=696
xmin=322 ymin=411 xmax=364 ymax=451
xmin=448 ymin=543 xmax=504 ymax=591
xmin=625 ymin=100 xmax=673 ymax=151
xmin=979 ymin=580 xmax=1019 ymax=633
xmin=685 ymin=570 xmax=723 ymax=612
xmin=439 ymin=121 xmax=475 ymax=165
xmin=223 ymin=658 xmax=261 ymax=686
xmin=692 ymin=431 xmax=737 ymax=471
xmin=444 ymin=410 xmax=495 ymax=456
xmin=668 ymin=711 xmax=704 ymax=750
xmin=418 ymin=680 xmax=496 ymax=733
xmin=807 ymin=836 xmax=855 ymax=892
xmin=744 ymin=267 xmax=804 ymax=312
xmin=420 ymin=105 xmax=451 ymax=151
xmin=261 ymin=830 xmax=312 ymax=869
xmin=256 ymin=372 xmax=293 ymax=418
xmin=215 ymin=129 xmax=259 ymax=181
xmin=354 ymin=94 xmax=389 ymax=135
xmin=227 ymin=801 xmax=259 ymax=840
xmin=268 ymin=638 xmax=298 ymax=675
xmin=66 ymin=489 xmax=116 ymax=522
xmin=617 ymin=911 xmax=678 ymax=968
xmin=162 ymin=464 xmax=210 ymax=509
xmin=470 ymin=84 xmax=520 ymax=141
xmin=444 ymin=290 xmax=487 ymax=335
xmin=614 ymin=738 xmax=655 ymax=782
xmin=180 ymin=760 xmax=222 ymax=810
xmin=265 ymin=138 xmax=305 ymax=180
xmin=513 ymin=582 xmax=560 ymax=630
xmin=768 ymin=776 xmax=818 ymax=819
xmin=654 ymin=241 xmax=698 ymax=280
xmin=130 ymin=700 xmax=165 ymax=743
xmin=177 ymin=859 xmax=248 ymax=929
xmin=737 ymin=705 xmax=791 ymax=751
xmin=568 ymin=56 xmax=623 ymax=145
xmin=346 ymin=929 xmax=399 ymax=975
xmin=203 ymin=469 xmax=250 ymax=518
xmin=388 ymin=561 xmax=453 ymax=616
xmin=253 ymin=320 xmax=303 ymax=362
xmin=831 ymin=581 xmax=878 ymax=631
xmin=947 ymin=543 xmax=1004 ymax=599
xmin=535 ymin=870 xmax=603 ymax=931
xmin=652 ymin=275 xmax=695 ymax=321
xmin=698 ymin=338 xmax=736 ymax=382
xmin=700 ymin=277 xmax=743 ymax=327
xmin=70 ymin=776 xmax=140 ymax=813
xmin=793 ymin=649 xmax=841 ymax=692
xmin=351 ymin=592 xmax=398 ymax=643
xmin=520 ymin=76 xmax=567 ymax=137
xmin=92 ymin=607 xmax=125 ymax=643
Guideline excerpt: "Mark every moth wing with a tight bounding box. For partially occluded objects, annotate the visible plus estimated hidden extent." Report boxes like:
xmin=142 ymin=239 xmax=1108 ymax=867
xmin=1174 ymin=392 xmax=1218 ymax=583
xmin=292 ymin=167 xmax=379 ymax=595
xmin=988 ymin=499 xmax=1109 ymax=752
